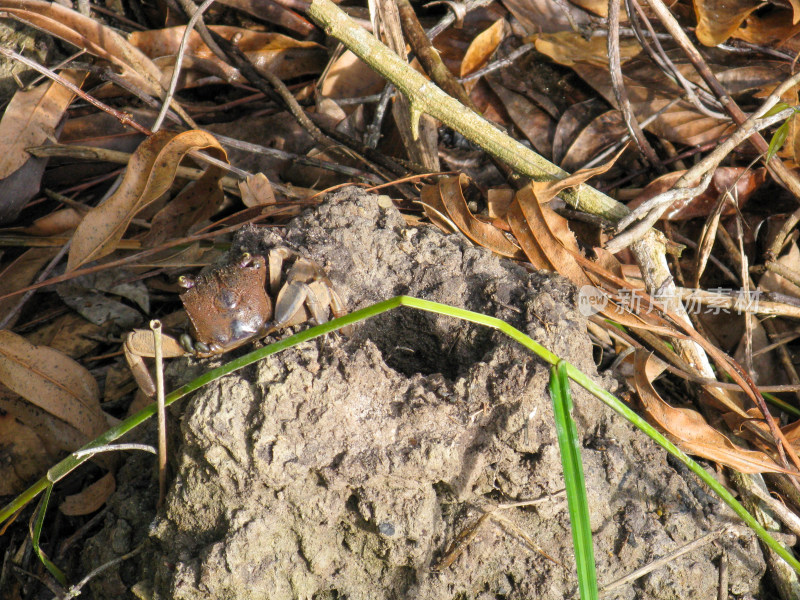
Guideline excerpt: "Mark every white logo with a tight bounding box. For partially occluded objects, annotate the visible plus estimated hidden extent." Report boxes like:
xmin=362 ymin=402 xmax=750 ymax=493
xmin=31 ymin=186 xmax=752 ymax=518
xmin=577 ymin=285 xmax=608 ymax=316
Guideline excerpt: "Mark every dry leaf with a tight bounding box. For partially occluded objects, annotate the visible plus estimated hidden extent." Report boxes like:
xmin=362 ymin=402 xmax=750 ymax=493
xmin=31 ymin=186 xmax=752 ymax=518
xmin=21 ymin=208 xmax=83 ymax=236
xmin=239 ymin=173 xmax=276 ymax=207
xmin=0 ymin=330 xmax=106 ymax=439
xmin=129 ymin=26 xmax=326 ymax=83
xmin=485 ymin=78 xmax=555 ymax=157
xmin=0 ymin=0 xmax=165 ymax=97
xmin=460 ymin=18 xmax=506 ymax=93
xmin=421 ymin=175 xmax=525 ymax=259
xmin=0 ymin=411 xmax=55 ymax=494
xmin=628 ymin=167 xmax=767 ymax=220
xmin=59 ymin=472 xmax=116 ymax=516
xmin=0 ymin=69 xmax=87 ymax=179
xmin=214 ymin=0 xmax=314 ymax=35
xmin=0 ymin=248 xmax=57 ymax=329
xmin=694 ymin=0 xmax=762 ymax=46
xmin=559 ymin=110 xmax=627 ymax=172
xmin=26 ymin=313 xmax=105 ymax=359
xmin=631 ymin=351 xmax=793 ymax=473
xmin=67 ymin=129 xmax=228 ymax=270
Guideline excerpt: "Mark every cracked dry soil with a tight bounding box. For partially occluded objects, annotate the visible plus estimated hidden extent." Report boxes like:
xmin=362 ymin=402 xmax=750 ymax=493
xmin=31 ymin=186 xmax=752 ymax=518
xmin=83 ymin=189 xmax=766 ymax=599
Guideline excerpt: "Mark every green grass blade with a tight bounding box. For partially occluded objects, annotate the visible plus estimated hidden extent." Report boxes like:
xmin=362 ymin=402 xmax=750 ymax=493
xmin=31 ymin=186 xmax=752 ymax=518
xmin=549 ymin=360 xmax=598 ymax=600
xmin=2 ymin=296 xmax=798 ymax=575
xmin=31 ymin=483 xmax=67 ymax=586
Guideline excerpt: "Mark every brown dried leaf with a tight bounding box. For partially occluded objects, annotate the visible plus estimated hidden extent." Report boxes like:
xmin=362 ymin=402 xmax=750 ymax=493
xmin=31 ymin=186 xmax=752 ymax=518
xmin=59 ymin=472 xmax=116 ymax=516
xmin=0 ymin=411 xmax=55 ymax=494
xmin=631 ymin=350 xmax=792 ymax=473
xmin=239 ymin=173 xmax=276 ymax=207
xmin=559 ymin=110 xmax=627 ymax=171
xmin=628 ymin=167 xmax=767 ymax=220
xmin=0 ymin=248 xmax=57 ymax=329
xmin=0 ymin=330 xmax=106 ymax=439
xmin=0 ymin=69 xmax=87 ymax=179
xmin=215 ymin=0 xmax=314 ymax=36
xmin=485 ymin=78 xmax=555 ymax=157
xmin=319 ymin=50 xmax=385 ymax=100
xmin=694 ymin=0 xmax=761 ymax=46
xmin=0 ymin=384 xmax=89 ymax=456
xmin=421 ymin=175 xmax=525 ymax=259
xmin=734 ymin=12 xmax=800 ymax=50
xmin=68 ymin=129 xmax=228 ymax=270
xmin=129 ymin=26 xmax=326 ymax=82
xmin=502 ymin=0 xmax=591 ymax=34
xmin=21 ymin=208 xmax=83 ymax=236
xmin=26 ymin=313 xmax=105 ymax=359
xmin=460 ymin=18 xmax=506 ymax=93
xmin=0 ymin=0 xmax=165 ymax=97
xmin=532 ymin=32 xmax=786 ymax=146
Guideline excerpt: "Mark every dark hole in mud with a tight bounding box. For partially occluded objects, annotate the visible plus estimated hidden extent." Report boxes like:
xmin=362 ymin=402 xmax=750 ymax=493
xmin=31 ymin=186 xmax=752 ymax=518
xmin=364 ymin=310 xmax=499 ymax=380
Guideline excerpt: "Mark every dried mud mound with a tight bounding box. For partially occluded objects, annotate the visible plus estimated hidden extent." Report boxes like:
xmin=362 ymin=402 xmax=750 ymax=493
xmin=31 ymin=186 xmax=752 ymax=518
xmin=88 ymin=190 xmax=765 ymax=599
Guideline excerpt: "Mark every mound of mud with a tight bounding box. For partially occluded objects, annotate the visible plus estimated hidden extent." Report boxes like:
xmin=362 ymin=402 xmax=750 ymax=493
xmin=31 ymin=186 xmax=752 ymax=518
xmin=83 ymin=189 xmax=765 ymax=599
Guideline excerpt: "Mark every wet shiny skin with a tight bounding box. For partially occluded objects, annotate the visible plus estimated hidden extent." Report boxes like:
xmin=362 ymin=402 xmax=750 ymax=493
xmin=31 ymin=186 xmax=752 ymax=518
xmin=179 ymin=255 xmax=273 ymax=356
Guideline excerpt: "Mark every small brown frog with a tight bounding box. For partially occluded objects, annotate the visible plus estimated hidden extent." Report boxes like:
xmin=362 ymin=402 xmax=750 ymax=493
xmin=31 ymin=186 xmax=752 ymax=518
xmin=125 ymin=248 xmax=347 ymax=397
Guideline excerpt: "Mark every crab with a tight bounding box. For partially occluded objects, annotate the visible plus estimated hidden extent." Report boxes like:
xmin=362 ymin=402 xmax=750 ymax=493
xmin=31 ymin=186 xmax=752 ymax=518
xmin=125 ymin=248 xmax=347 ymax=397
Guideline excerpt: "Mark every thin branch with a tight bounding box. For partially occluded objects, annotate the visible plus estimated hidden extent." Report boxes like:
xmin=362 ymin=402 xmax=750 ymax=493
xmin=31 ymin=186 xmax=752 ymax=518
xmin=607 ymin=0 xmax=664 ymax=171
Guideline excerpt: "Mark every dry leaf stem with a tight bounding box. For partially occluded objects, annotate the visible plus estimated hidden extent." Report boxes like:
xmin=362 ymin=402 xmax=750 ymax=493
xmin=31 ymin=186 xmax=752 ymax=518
xmin=607 ymin=0 xmax=664 ymax=172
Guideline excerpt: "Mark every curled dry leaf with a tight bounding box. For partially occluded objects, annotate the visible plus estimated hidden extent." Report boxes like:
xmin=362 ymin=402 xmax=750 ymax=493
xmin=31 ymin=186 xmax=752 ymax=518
xmin=628 ymin=167 xmax=767 ymax=221
xmin=67 ymin=129 xmax=228 ymax=270
xmin=421 ymin=174 xmax=525 ymax=259
xmin=0 ymin=330 xmax=106 ymax=440
xmin=631 ymin=350 xmax=794 ymax=474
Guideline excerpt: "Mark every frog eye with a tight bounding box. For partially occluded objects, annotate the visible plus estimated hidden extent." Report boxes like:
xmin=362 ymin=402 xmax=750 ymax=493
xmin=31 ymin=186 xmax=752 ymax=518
xmin=216 ymin=288 xmax=240 ymax=310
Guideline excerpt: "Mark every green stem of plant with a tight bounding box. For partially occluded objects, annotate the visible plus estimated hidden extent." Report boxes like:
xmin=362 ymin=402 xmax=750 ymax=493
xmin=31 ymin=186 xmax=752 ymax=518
xmin=1 ymin=296 xmax=798 ymax=573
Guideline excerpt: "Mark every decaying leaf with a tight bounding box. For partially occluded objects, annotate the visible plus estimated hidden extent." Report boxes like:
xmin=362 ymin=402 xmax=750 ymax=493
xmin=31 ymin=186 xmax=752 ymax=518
xmin=67 ymin=129 xmax=228 ymax=270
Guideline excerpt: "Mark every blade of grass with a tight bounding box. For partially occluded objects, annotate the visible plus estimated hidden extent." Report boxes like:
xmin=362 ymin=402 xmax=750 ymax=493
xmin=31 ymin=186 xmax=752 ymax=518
xmin=1 ymin=296 xmax=798 ymax=574
xmin=550 ymin=360 xmax=598 ymax=600
xmin=31 ymin=483 xmax=66 ymax=586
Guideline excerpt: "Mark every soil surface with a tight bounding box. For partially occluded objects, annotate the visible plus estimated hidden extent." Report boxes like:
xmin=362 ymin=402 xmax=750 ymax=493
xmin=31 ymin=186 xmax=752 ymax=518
xmin=83 ymin=189 xmax=766 ymax=599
